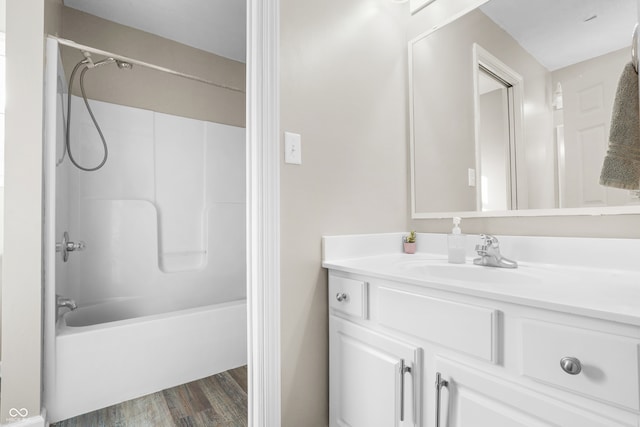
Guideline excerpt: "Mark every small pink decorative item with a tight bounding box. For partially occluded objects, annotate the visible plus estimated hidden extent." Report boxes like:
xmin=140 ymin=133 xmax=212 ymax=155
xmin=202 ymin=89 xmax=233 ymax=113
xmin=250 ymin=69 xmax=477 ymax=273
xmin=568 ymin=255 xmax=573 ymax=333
xmin=403 ymin=242 xmax=416 ymax=254
xmin=403 ymin=231 xmax=416 ymax=254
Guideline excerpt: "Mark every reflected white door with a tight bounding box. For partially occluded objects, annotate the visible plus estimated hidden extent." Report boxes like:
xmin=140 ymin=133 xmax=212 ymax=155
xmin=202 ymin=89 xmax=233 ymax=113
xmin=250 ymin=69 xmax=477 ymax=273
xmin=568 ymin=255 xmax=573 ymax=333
xmin=560 ymin=52 xmax=638 ymax=207
xmin=477 ymin=68 xmax=514 ymax=211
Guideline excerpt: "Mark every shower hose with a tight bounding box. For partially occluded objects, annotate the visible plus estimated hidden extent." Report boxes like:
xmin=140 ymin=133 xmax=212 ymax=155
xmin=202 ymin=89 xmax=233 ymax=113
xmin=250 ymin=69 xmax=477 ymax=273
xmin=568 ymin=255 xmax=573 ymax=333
xmin=64 ymin=59 xmax=109 ymax=171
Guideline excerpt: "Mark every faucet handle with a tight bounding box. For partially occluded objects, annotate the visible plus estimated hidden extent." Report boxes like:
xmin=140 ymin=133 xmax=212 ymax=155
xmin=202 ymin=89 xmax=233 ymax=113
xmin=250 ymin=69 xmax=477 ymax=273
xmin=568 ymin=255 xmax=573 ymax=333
xmin=480 ymin=234 xmax=499 ymax=248
xmin=475 ymin=243 xmax=488 ymax=255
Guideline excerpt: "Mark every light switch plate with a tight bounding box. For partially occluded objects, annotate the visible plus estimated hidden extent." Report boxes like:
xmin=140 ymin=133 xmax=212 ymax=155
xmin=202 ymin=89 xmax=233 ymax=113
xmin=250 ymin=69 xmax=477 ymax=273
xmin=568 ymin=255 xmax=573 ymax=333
xmin=468 ymin=168 xmax=476 ymax=187
xmin=284 ymin=132 xmax=302 ymax=165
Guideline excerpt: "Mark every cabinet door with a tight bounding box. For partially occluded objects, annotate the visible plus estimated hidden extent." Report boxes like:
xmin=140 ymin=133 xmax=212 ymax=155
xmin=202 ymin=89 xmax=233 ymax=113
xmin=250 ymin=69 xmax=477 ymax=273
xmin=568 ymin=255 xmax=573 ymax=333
xmin=330 ymin=317 xmax=422 ymax=427
xmin=434 ymin=358 xmax=633 ymax=427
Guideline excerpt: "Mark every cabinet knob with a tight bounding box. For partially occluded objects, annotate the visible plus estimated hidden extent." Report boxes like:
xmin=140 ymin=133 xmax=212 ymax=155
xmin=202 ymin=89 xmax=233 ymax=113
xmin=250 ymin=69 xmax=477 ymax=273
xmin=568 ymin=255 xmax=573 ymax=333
xmin=560 ymin=356 xmax=582 ymax=375
xmin=335 ymin=293 xmax=348 ymax=302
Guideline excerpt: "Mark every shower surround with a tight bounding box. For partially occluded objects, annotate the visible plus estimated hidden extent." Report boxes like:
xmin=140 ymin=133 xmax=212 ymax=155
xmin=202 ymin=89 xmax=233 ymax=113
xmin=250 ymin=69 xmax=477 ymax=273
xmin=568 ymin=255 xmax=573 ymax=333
xmin=44 ymin=39 xmax=247 ymax=422
xmin=62 ymin=96 xmax=246 ymax=304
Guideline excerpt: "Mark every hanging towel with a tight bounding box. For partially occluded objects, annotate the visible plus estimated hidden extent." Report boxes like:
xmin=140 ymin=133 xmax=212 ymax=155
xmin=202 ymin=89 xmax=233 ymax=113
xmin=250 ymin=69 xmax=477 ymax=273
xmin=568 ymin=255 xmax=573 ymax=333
xmin=600 ymin=62 xmax=640 ymax=190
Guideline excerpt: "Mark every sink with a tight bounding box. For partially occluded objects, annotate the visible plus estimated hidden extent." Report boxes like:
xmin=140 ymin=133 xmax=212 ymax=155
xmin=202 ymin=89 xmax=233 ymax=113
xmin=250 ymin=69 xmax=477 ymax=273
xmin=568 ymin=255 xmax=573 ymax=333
xmin=421 ymin=264 xmax=541 ymax=284
xmin=394 ymin=258 xmax=542 ymax=285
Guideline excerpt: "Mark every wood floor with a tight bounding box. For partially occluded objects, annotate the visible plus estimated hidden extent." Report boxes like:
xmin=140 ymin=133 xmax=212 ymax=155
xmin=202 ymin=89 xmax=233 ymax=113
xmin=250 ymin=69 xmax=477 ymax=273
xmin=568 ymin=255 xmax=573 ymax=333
xmin=52 ymin=366 xmax=247 ymax=427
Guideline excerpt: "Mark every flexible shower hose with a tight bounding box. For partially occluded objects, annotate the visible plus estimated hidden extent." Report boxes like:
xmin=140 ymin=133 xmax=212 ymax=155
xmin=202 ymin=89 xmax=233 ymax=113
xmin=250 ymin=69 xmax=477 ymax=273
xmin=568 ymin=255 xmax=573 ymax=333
xmin=65 ymin=60 xmax=109 ymax=171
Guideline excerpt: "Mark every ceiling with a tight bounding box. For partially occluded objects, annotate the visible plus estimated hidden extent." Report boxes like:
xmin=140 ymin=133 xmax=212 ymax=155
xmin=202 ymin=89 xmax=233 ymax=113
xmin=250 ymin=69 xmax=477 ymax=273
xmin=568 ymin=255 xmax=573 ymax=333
xmin=63 ymin=0 xmax=246 ymax=63
xmin=480 ymin=0 xmax=636 ymax=71
xmin=62 ymin=0 xmax=636 ymax=72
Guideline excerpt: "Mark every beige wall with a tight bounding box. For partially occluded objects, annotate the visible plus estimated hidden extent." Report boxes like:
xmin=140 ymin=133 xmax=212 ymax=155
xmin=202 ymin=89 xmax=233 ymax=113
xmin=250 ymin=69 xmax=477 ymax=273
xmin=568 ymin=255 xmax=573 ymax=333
xmin=411 ymin=8 xmax=553 ymax=213
xmin=279 ymin=0 xmax=409 ymax=425
xmin=61 ymin=7 xmax=245 ymax=127
xmin=44 ymin=0 xmax=62 ymax=37
xmin=281 ymin=1 xmax=640 ymax=426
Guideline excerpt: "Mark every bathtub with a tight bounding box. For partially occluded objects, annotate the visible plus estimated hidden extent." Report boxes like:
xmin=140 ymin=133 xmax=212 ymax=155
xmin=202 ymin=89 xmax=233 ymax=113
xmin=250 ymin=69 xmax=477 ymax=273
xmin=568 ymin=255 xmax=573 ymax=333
xmin=47 ymin=298 xmax=247 ymax=423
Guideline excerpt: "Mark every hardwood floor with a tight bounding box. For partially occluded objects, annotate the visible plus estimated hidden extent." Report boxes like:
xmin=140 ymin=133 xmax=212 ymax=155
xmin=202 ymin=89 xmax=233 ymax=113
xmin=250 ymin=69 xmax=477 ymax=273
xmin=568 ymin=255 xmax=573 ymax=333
xmin=52 ymin=366 xmax=247 ymax=427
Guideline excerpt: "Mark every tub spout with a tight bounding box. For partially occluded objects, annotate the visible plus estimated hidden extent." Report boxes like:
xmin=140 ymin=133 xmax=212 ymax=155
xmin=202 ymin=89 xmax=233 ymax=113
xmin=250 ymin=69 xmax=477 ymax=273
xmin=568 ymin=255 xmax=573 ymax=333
xmin=57 ymin=294 xmax=78 ymax=313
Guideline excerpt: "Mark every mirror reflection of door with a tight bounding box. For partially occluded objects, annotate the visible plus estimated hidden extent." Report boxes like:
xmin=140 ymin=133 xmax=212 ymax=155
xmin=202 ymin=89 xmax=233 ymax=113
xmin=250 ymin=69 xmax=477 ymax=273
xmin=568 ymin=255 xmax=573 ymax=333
xmin=556 ymin=49 xmax=638 ymax=208
xmin=477 ymin=66 xmax=516 ymax=211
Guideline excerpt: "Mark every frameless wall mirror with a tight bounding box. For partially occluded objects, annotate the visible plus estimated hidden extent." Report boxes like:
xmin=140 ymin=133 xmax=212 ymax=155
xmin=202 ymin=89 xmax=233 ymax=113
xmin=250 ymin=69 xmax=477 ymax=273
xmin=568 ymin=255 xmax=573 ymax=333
xmin=409 ymin=0 xmax=640 ymax=218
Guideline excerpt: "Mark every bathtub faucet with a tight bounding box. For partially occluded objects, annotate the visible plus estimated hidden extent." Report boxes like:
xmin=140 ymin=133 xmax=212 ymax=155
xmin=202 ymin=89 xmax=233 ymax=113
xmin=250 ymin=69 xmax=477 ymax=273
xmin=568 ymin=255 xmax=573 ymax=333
xmin=57 ymin=294 xmax=78 ymax=316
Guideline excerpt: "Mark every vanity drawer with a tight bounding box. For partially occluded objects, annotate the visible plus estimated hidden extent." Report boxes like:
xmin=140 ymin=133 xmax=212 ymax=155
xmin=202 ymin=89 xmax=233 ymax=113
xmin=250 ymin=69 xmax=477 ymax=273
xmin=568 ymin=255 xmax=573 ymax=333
xmin=376 ymin=286 xmax=498 ymax=362
xmin=329 ymin=274 xmax=367 ymax=319
xmin=520 ymin=320 xmax=640 ymax=410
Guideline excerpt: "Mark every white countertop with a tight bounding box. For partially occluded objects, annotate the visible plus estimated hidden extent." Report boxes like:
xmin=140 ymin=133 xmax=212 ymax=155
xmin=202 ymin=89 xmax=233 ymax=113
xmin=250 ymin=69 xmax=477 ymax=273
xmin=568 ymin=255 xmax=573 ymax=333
xmin=322 ymin=233 xmax=640 ymax=326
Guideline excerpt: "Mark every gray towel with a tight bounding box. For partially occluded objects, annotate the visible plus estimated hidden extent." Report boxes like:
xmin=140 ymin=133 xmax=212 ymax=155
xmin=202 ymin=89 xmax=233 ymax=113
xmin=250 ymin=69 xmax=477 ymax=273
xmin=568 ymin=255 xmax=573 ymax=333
xmin=600 ymin=62 xmax=640 ymax=190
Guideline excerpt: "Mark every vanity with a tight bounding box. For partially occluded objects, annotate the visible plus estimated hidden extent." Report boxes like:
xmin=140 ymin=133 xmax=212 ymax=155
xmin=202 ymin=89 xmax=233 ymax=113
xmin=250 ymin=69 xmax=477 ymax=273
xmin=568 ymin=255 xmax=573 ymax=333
xmin=323 ymin=233 xmax=640 ymax=427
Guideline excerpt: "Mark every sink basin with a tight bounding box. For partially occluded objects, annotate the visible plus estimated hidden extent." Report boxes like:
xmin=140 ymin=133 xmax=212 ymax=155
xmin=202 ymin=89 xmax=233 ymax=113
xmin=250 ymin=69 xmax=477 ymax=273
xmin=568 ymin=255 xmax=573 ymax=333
xmin=422 ymin=264 xmax=541 ymax=284
xmin=394 ymin=258 xmax=542 ymax=285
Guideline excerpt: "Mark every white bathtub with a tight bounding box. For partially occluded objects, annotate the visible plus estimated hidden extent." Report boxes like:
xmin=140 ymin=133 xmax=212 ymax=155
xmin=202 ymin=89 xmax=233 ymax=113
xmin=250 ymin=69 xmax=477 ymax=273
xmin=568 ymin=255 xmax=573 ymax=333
xmin=47 ymin=298 xmax=247 ymax=423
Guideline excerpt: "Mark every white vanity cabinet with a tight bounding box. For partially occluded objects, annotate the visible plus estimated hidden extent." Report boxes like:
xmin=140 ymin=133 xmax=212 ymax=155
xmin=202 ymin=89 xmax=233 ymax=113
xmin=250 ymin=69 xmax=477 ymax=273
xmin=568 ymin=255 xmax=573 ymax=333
xmin=328 ymin=269 xmax=640 ymax=427
xmin=330 ymin=317 xmax=422 ymax=427
xmin=433 ymin=357 xmax=625 ymax=427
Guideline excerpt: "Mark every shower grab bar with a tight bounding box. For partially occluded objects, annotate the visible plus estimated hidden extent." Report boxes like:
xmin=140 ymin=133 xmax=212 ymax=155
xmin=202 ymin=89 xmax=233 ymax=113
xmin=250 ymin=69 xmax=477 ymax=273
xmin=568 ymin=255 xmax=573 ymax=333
xmin=633 ymin=23 xmax=638 ymax=73
xmin=51 ymin=36 xmax=245 ymax=94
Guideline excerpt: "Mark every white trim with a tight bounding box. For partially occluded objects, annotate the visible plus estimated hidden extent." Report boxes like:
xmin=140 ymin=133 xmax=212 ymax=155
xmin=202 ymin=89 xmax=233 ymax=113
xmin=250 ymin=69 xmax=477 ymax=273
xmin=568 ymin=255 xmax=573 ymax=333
xmin=407 ymin=41 xmax=417 ymax=220
xmin=42 ymin=37 xmax=59 ymax=427
xmin=246 ymin=0 xmax=281 ymax=426
xmin=410 ymin=204 xmax=640 ymax=219
xmin=472 ymin=43 xmax=525 ymax=212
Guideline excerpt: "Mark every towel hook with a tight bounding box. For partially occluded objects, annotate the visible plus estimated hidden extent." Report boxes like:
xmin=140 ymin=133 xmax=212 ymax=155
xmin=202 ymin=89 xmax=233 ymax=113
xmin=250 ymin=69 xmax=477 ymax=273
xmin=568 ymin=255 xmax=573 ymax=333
xmin=632 ymin=23 xmax=638 ymax=73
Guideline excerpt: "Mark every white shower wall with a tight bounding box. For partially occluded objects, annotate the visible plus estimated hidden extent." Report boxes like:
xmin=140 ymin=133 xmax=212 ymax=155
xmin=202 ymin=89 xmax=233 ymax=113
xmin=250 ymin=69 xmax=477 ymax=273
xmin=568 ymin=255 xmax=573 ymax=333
xmin=58 ymin=96 xmax=246 ymax=308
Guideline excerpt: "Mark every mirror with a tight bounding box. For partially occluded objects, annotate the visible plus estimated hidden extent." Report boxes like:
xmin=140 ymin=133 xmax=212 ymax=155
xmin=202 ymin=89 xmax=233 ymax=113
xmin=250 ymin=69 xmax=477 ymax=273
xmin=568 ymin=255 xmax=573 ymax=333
xmin=409 ymin=0 xmax=640 ymax=218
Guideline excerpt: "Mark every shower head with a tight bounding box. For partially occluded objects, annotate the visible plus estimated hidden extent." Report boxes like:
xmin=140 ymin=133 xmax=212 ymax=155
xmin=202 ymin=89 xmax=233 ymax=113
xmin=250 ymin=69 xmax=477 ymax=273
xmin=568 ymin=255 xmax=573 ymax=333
xmin=79 ymin=51 xmax=133 ymax=70
xmin=92 ymin=57 xmax=116 ymax=68
xmin=115 ymin=60 xmax=134 ymax=70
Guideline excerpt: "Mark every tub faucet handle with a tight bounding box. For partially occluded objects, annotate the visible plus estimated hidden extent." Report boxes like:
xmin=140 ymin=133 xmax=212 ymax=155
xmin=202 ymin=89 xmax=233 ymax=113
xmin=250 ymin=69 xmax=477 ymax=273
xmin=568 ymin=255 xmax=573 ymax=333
xmin=67 ymin=240 xmax=86 ymax=252
xmin=56 ymin=231 xmax=86 ymax=262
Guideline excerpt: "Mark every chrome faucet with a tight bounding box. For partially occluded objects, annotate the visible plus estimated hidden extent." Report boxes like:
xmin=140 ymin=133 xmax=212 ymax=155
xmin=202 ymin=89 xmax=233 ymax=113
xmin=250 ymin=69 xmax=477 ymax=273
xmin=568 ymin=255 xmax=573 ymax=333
xmin=57 ymin=294 xmax=78 ymax=317
xmin=473 ymin=234 xmax=518 ymax=268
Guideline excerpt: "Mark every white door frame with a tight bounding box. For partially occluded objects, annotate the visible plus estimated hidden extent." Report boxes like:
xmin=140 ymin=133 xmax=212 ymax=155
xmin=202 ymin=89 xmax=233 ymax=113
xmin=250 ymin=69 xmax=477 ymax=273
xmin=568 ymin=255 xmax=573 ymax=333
xmin=246 ymin=0 xmax=282 ymax=426
xmin=472 ymin=43 xmax=525 ymax=211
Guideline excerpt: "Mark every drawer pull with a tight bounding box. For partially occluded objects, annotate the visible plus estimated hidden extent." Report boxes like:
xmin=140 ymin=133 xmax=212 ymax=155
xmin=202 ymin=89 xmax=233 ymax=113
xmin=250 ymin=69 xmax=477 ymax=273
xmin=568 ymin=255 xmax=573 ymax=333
xmin=335 ymin=293 xmax=348 ymax=302
xmin=560 ymin=357 xmax=582 ymax=375
xmin=399 ymin=359 xmax=412 ymax=422
xmin=435 ymin=372 xmax=449 ymax=427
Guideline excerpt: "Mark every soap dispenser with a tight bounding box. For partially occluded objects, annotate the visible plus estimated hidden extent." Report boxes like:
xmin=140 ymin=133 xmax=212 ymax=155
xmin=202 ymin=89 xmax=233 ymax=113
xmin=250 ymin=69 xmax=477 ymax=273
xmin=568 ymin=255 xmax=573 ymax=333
xmin=447 ymin=217 xmax=466 ymax=264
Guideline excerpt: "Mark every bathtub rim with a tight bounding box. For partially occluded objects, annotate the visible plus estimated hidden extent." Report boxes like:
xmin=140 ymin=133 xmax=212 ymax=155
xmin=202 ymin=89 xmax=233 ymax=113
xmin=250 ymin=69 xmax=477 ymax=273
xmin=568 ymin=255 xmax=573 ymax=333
xmin=58 ymin=297 xmax=247 ymax=334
